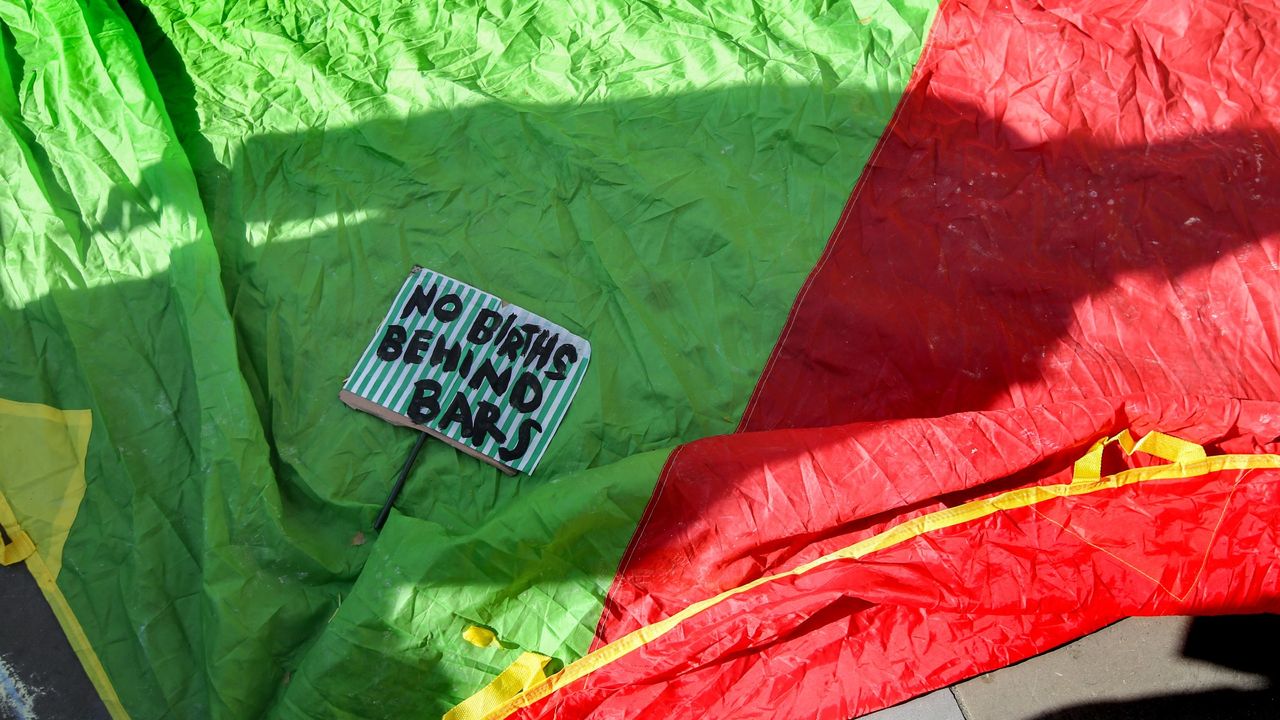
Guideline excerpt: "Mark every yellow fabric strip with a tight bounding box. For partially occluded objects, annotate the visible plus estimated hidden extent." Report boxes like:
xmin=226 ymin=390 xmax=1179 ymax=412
xmin=20 ymin=531 xmax=131 ymax=720
xmin=1131 ymin=430 xmax=1208 ymax=464
xmin=444 ymin=652 xmax=551 ymax=720
xmin=1072 ymin=429 xmax=1206 ymax=483
xmin=455 ymin=432 xmax=1280 ymax=720
xmin=1 ymin=528 xmax=35 ymax=565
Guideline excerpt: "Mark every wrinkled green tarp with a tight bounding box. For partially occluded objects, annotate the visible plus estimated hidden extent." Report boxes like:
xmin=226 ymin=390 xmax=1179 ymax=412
xmin=0 ymin=0 xmax=934 ymax=716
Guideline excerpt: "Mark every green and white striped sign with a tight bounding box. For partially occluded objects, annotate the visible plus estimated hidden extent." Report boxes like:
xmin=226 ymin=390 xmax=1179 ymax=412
xmin=340 ymin=267 xmax=590 ymax=475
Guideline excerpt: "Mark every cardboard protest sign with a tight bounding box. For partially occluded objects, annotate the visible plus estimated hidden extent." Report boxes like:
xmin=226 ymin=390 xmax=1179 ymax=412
xmin=340 ymin=267 xmax=590 ymax=475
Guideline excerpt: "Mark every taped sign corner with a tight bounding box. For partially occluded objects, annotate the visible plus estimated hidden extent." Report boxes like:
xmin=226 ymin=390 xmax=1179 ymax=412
xmin=341 ymin=267 xmax=590 ymax=474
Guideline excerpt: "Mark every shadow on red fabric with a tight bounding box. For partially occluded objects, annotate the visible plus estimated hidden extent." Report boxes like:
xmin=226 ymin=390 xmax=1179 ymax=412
xmin=553 ymin=1 xmax=1280 ymax=718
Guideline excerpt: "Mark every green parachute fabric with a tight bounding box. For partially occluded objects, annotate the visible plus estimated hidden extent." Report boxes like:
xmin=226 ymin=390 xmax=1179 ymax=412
xmin=0 ymin=0 xmax=936 ymax=717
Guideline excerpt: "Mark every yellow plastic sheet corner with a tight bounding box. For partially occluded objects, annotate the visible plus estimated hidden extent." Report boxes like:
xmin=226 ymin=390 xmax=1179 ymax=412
xmin=0 ymin=397 xmax=129 ymax=720
xmin=463 ymin=625 xmax=503 ymax=649
xmin=0 ymin=397 xmax=91 ymax=578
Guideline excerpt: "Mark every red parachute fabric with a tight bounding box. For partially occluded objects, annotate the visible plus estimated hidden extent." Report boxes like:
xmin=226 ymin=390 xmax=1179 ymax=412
xmin=513 ymin=397 xmax=1280 ymax=719
xmin=739 ymin=0 xmax=1280 ymax=430
xmin=497 ymin=0 xmax=1280 ymax=717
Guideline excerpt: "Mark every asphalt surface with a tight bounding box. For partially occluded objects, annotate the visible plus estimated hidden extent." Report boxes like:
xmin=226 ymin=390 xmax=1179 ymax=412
xmin=0 ymin=562 xmax=108 ymax=720
xmin=873 ymin=615 xmax=1280 ymax=720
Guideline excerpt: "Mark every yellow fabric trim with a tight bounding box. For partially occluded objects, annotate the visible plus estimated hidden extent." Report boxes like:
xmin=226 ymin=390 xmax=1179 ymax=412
xmin=1 ymin=526 xmax=35 ymax=564
xmin=1128 ymin=429 xmax=1207 ymax=464
xmin=0 ymin=399 xmax=131 ymax=720
xmin=16 ymin=527 xmax=131 ymax=720
xmin=444 ymin=652 xmax=551 ymax=720
xmin=455 ymin=432 xmax=1280 ymax=720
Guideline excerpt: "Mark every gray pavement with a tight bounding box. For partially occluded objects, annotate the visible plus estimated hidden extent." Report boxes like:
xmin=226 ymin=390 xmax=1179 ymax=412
xmin=866 ymin=689 xmax=965 ymax=720
xmin=866 ymin=615 xmax=1280 ymax=720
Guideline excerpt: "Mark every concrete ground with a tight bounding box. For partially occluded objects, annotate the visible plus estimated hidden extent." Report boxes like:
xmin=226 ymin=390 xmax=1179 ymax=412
xmin=868 ymin=615 xmax=1280 ymax=720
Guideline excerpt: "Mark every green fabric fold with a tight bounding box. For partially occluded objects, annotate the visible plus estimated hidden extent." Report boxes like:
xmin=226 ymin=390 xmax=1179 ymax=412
xmin=0 ymin=0 xmax=935 ymax=715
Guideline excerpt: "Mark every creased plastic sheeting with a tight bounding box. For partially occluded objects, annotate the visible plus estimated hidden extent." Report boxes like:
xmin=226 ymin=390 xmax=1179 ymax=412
xmin=0 ymin=1 xmax=282 ymax=717
xmin=576 ymin=0 xmax=1280 ymax=716
xmin=742 ymin=0 xmax=1280 ymax=431
xmin=511 ymin=395 xmax=1280 ymax=718
xmin=120 ymin=0 xmax=935 ymax=716
xmin=273 ymin=449 xmax=668 ymax=720
xmin=2 ymin=0 xmax=938 ymax=717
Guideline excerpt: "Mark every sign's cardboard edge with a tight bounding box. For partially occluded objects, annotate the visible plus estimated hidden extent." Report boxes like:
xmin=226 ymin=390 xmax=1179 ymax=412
xmin=338 ymin=389 xmax=518 ymax=476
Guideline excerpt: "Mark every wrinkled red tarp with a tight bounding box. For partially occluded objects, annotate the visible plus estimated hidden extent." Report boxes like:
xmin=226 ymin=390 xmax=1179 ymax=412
xmin=548 ymin=396 xmax=1280 ymax=718
xmin=511 ymin=0 xmax=1280 ymax=717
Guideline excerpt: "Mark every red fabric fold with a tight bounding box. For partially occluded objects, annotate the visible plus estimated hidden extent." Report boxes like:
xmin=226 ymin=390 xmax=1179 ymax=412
xmin=559 ymin=0 xmax=1280 ymax=716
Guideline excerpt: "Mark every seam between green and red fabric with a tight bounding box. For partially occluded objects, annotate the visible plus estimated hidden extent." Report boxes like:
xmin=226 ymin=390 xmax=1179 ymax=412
xmin=589 ymin=0 xmax=951 ymax=650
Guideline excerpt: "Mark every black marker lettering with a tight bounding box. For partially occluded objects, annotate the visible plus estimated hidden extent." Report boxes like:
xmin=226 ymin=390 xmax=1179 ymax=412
xmin=468 ymin=359 xmax=512 ymax=395
xmin=519 ymin=323 xmax=540 ymax=356
xmin=493 ymin=312 xmax=516 ymax=347
xmin=510 ymin=371 xmax=544 ymax=413
xmin=544 ymin=343 xmax=579 ymax=380
xmin=399 ymin=283 xmax=438 ymax=320
xmin=467 ymin=309 xmax=503 ymax=344
xmin=376 ymin=324 xmax=407 ymax=361
xmin=469 ymin=402 xmax=507 ymax=447
xmin=499 ymin=418 xmax=542 ymax=462
xmin=524 ymin=330 xmax=558 ymax=371
xmin=402 ymin=329 xmax=434 ymax=364
xmin=435 ymin=293 xmax=463 ymax=322
xmin=437 ymin=392 xmax=474 ymax=438
xmin=429 ymin=336 xmax=465 ymax=373
xmin=496 ymin=327 xmax=525 ymax=361
xmin=406 ymin=379 xmax=442 ymax=423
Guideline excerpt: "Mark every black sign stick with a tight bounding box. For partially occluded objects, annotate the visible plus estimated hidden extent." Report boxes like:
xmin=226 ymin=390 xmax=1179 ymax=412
xmin=374 ymin=432 xmax=429 ymax=531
